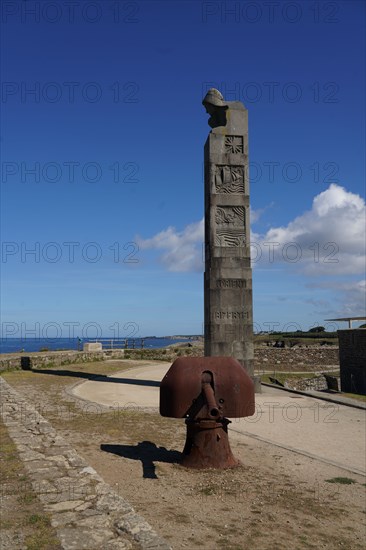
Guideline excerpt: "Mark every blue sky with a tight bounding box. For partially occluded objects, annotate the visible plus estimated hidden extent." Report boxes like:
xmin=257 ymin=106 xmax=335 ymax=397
xmin=1 ymin=0 xmax=365 ymax=339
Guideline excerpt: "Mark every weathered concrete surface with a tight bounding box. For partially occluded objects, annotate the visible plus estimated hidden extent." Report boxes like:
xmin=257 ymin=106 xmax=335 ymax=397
xmin=83 ymin=342 xmax=103 ymax=352
xmin=0 ymin=376 xmax=172 ymax=550
xmin=71 ymin=363 xmax=366 ymax=476
xmin=71 ymin=362 xmax=166 ymax=409
xmin=338 ymin=329 xmax=366 ymax=394
xmin=203 ymin=88 xmax=254 ymax=375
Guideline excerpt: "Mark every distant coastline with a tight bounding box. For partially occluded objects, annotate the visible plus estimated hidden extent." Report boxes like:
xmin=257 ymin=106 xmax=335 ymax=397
xmin=0 ymin=336 xmax=202 ymax=355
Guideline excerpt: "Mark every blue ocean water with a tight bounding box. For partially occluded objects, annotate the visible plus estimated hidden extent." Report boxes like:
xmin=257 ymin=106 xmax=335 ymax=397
xmin=0 ymin=337 xmax=193 ymax=354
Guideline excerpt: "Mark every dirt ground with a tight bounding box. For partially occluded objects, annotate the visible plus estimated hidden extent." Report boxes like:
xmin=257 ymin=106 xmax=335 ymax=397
xmin=2 ymin=361 xmax=365 ymax=550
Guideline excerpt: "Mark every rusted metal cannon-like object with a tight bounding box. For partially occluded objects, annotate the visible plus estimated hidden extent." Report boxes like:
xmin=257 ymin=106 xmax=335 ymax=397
xmin=160 ymin=357 xmax=255 ymax=469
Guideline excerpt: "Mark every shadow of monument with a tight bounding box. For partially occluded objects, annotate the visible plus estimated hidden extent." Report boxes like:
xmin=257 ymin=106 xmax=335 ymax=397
xmin=101 ymin=441 xmax=181 ymax=479
xmin=31 ymin=369 xmax=160 ymax=387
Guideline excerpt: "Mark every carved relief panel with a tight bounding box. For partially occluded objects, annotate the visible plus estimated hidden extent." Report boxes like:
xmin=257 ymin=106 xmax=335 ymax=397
xmin=225 ymin=135 xmax=244 ymax=154
xmin=215 ymin=206 xmax=246 ymax=247
xmin=214 ymin=165 xmax=245 ymax=194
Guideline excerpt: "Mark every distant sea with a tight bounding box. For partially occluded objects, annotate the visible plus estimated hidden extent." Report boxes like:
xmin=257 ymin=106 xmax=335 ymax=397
xmin=0 ymin=337 xmax=192 ymax=354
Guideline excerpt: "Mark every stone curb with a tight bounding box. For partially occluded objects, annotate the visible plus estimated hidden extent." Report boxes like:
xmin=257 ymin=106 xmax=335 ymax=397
xmin=0 ymin=376 xmax=172 ymax=550
xmin=261 ymin=382 xmax=366 ymax=410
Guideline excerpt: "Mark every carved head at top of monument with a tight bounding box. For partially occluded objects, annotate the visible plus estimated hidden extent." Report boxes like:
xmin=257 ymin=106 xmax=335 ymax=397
xmin=202 ymin=88 xmax=228 ymax=128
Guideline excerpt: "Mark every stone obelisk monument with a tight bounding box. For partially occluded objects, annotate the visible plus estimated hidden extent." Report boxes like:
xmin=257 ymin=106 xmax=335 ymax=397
xmin=203 ymin=88 xmax=254 ymax=377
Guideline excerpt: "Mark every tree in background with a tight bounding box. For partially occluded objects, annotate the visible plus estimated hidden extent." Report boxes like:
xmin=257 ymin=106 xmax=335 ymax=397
xmin=309 ymin=326 xmax=325 ymax=333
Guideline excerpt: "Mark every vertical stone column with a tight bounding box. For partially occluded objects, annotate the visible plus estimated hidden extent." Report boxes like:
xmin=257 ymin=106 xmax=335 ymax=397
xmin=203 ymin=89 xmax=254 ymax=376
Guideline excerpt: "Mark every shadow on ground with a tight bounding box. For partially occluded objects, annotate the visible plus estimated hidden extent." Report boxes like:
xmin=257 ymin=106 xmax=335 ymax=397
xmin=101 ymin=441 xmax=181 ymax=478
xmin=30 ymin=368 xmax=160 ymax=388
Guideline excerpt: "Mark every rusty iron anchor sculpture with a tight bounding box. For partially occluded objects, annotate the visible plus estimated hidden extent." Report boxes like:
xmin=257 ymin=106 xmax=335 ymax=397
xmin=160 ymin=357 xmax=255 ymax=469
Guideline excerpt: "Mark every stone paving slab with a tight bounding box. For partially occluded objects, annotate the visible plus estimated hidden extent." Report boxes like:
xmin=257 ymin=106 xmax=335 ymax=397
xmin=0 ymin=376 xmax=172 ymax=550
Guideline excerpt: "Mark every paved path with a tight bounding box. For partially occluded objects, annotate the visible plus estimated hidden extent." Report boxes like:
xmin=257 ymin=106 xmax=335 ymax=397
xmin=72 ymin=362 xmax=366 ymax=476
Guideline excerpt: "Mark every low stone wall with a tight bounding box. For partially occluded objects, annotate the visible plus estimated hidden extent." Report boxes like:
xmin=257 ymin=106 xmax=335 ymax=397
xmin=0 ymin=346 xmax=339 ymax=374
xmin=0 ymin=349 xmax=125 ymax=373
xmin=284 ymin=375 xmax=340 ymax=392
xmin=254 ymin=346 xmax=339 ymax=371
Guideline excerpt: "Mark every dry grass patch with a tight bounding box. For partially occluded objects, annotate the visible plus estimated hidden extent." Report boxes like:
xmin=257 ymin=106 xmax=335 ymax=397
xmin=0 ymin=421 xmax=61 ymax=550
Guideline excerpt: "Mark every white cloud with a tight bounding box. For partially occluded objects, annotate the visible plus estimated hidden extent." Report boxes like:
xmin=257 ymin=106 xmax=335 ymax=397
xmin=136 ymin=219 xmax=204 ymax=272
xmin=137 ymin=184 xmax=365 ymax=276
xmin=250 ymin=203 xmax=274 ymax=224
xmin=250 ymin=207 xmax=263 ymax=223
xmin=253 ymin=184 xmax=365 ymax=275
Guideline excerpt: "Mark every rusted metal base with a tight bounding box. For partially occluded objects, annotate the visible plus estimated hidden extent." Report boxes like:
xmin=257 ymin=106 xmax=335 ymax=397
xmin=181 ymin=418 xmax=240 ymax=469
